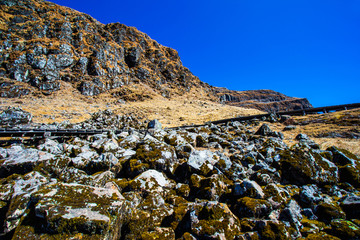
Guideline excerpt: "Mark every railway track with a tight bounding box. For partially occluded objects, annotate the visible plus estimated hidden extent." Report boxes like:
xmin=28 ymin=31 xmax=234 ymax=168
xmin=0 ymin=103 xmax=359 ymax=137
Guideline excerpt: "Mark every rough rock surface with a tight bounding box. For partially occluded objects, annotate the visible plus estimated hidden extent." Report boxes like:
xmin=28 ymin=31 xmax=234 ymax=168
xmin=0 ymin=0 xmax=213 ymax=99
xmin=215 ymin=88 xmax=313 ymax=112
xmin=0 ymin=107 xmax=32 ymax=127
xmin=1 ymin=114 xmax=360 ymax=239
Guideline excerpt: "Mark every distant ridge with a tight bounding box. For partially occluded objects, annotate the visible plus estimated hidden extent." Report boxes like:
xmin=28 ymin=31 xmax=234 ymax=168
xmin=215 ymin=88 xmax=312 ymax=112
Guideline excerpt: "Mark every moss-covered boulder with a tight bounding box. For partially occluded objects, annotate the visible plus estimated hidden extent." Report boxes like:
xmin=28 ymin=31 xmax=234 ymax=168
xmin=128 ymin=169 xmax=175 ymax=197
xmin=14 ymin=182 xmax=126 ymax=239
xmin=164 ymin=130 xmax=189 ymax=147
xmin=70 ymin=148 xmax=99 ymax=170
xmin=340 ymin=195 xmax=360 ymax=219
xmin=305 ymin=232 xmax=341 ymax=240
xmin=140 ymin=227 xmax=176 ymax=239
xmin=279 ymin=200 xmax=303 ymax=229
xmin=263 ymin=183 xmax=290 ymax=206
xmin=234 ymin=197 xmax=272 ymax=219
xmin=315 ymin=202 xmax=346 ymax=223
xmin=328 ymin=147 xmax=360 ymax=187
xmin=189 ymin=201 xmax=241 ymax=239
xmin=90 ymin=135 xmax=120 ymax=153
xmin=0 ymin=171 xmax=55 ymax=235
xmin=193 ymin=174 xmax=231 ymax=201
xmin=256 ymin=220 xmax=290 ymax=240
xmin=279 ymin=147 xmax=339 ymax=185
xmin=329 ymin=219 xmax=360 ymax=240
xmin=124 ymin=140 xmax=178 ymax=178
xmin=300 ymin=218 xmax=327 ymax=237
xmin=121 ymin=193 xmax=174 ymax=240
xmin=186 ymin=150 xmax=219 ymax=176
xmin=0 ymin=145 xmax=55 ymax=178
xmin=300 ymin=184 xmax=323 ymax=207
xmin=233 ymin=179 xmax=264 ymax=199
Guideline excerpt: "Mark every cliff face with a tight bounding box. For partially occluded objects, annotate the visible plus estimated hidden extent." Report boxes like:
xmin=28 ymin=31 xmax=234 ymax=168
xmin=0 ymin=0 xmax=213 ymax=98
xmin=215 ymin=88 xmax=313 ymax=112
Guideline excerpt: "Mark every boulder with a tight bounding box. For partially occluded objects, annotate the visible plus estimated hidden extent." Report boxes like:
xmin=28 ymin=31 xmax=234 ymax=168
xmin=315 ymin=202 xmax=346 ymax=223
xmin=279 ymin=200 xmax=303 ymax=228
xmin=330 ymin=219 xmax=360 ymax=240
xmin=255 ymin=124 xmax=283 ymax=139
xmin=0 ymin=107 xmax=32 ymax=126
xmin=234 ymin=197 xmax=272 ymax=218
xmin=328 ymin=147 xmax=360 ymax=187
xmin=148 ymin=119 xmax=162 ymax=130
xmin=279 ymin=147 xmax=339 ymax=185
xmin=193 ymin=174 xmax=230 ymax=201
xmin=14 ymin=182 xmax=126 ymax=239
xmin=124 ymin=139 xmax=178 ymax=177
xmin=0 ymin=171 xmax=55 ymax=235
xmin=300 ymin=185 xmax=323 ymax=206
xmin=233 ymin=179 xmax=264 ymax=199
xmin=256 ymin=220 xmax=290 ymax=240
xmin=0 ymin=145 xmax=54 ymax=177
xmin=189 ymin=201 xmax=241 ymax=239
xmin=340 ymin=195 xmax=360 ymax=219
xmin=130 ymin=169 xmax=174 ymax=194
xmin=187 ymin=150 xmax=219 ymax=176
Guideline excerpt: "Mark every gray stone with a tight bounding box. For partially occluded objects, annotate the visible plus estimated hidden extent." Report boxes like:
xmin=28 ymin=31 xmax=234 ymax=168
xmin=147 ymin=119 xmax=162 ymax=130
xmin=300 ymin=185 xmax=323 ymax=205
xmin=279 ymin=200 xmax=303 ymax=227
xmin=340 ymin=195 xmax=360 ymax=219
xmin=295 ymin=133 xmax=309 ymax=140
xmin=0 ymin=171 xmax=55 ymax=234
xmin=187 ymin=149 xmax=218 ymax=175
xmin=30 ymin=182 xmax=125 ymax=237
xmin=0 ymin=145 xmax=54 ymax=177
xmin=233 ymin=179 xmax=264 ymax=199
xmin=0 ymin=107 xmax=32 ymax=126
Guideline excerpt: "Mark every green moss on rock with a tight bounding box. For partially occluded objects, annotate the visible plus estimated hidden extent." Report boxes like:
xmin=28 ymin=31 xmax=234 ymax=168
xmin=235 ymin=197 xmax=272 ymax=218
xmin=191 ymin=202 xmax=241 ymax=239
xmin=330 ymin=219 xmax=360 ymax=239
xmin=258 ymin=221 xmax=289 ymax=240
xmin=316 ymin=202 xmax=346 ymax=223
xmin=305 ymin=232 xmax=341 ymax=240
xmin=279 ymin=147 xmax=338 ymax=185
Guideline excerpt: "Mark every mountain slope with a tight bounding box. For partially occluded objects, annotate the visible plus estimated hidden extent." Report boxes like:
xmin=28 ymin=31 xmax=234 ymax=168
xmin=215 ymin=88 xmax=313 ymax=112
xmin=0 ymin=0 xmax=213 ymax=99
xmin=0 ymin=0 xmax=311 ymax=114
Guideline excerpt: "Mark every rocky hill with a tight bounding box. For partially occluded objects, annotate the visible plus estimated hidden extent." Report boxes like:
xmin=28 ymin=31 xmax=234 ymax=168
xmin=0 ymin=0 xmax=213 ymax=99
xmin=216 ymin=88 xmax=313 ymax=112
xmin=0 ymin=0 xmax=312 ymax=112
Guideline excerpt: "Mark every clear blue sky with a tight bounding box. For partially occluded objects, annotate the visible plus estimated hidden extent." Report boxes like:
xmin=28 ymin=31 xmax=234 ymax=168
xmin=50 ymin=0 xmax=360 ymax=107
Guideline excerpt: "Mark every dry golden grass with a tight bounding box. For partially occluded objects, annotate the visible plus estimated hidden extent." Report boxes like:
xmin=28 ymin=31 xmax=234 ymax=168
xmin=1 ymin=81 xmax=358 ymax=155
xmin=268 ymin=109 xmax=360 ymax=155
xmin=0 ymin=81 xmax=263 ymax=128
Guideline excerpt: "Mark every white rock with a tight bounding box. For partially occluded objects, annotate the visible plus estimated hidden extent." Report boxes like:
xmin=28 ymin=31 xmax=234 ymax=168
xmin=133 ymin=170 xmax=172 ymax=192
xmin=188 ymin=150 xmax=218 ymax=171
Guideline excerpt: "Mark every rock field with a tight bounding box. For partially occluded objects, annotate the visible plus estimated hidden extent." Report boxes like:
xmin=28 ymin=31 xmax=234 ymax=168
xmin=1 ymin=108 xmax=360 ymax=239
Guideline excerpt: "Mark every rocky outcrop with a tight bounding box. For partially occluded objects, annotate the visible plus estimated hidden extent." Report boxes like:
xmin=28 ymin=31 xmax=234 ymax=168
xmin=0 ymin=115 xmax=360 ymax=239
xmin=0 ymin=0 xmax=314 ymax=111
xmin=0 ymin=0 xmax=213 ymax=98
xmin=0 ymin=107 xmax=32 ymax=127
xmin=216 ymin=88 xmax=313 ymax=112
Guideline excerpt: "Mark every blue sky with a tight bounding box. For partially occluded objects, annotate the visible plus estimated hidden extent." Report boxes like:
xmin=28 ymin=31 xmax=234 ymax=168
xmin=50 ymin=0 xmax=360 ymax=107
